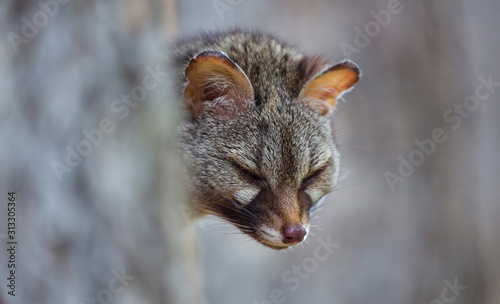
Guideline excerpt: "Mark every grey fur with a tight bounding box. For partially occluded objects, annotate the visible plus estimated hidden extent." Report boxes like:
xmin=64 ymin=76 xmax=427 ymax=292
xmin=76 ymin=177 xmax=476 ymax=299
xmin=171 ymin=31 xmax=355 ymax=249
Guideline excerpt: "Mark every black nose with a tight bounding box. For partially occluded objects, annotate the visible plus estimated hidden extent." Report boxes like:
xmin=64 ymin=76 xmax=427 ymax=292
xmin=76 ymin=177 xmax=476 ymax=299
xmin=281 ymin=224 xmax=307 ymax=244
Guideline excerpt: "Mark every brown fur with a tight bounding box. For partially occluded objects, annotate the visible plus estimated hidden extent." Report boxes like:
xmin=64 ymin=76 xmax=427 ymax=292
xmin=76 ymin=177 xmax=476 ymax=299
xmin=170 ymin=30 xmax=359 ymax=249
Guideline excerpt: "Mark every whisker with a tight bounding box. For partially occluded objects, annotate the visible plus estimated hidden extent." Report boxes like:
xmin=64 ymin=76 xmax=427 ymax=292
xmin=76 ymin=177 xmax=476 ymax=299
xmin=338 ymin=171 xmax=350 ymax=182
xmin=337 ymin=144 xmax=374 ymax=151
xmin=338 ymin=167 xmax=349 ymax=175
xmin=326 ymin=97 xmax=362 ymax=120
xmin=332 ymin=119 xmax=385 ymax=135
xmin=331 ymin=185 xmax=361 ymax=192
xmin=194 ymin=193 xmax=259 ymax=225
xmin=213 ymin=194 xmax=260 ymax=220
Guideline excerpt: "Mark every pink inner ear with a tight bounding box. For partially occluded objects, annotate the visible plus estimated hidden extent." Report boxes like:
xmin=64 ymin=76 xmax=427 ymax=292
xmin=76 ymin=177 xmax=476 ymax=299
xmin=202 ymin=86 xmax=228 ymax=102
xmin=300 ymin=61 xmax=360 ymax=115
xmin=183 ymin=50 xmax=254 ymax=118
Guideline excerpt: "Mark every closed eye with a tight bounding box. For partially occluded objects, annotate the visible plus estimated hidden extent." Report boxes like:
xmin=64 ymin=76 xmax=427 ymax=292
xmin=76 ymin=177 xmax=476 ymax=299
xmin=302 ymin=166 xmax=326 ymax=189
xmin=232 ymin=162 xmax=263 ymax=182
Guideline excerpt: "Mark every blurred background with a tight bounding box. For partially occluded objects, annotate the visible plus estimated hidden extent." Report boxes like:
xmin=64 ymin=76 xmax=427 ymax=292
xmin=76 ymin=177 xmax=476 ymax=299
xmin=1 ymin=1 xmax=499 ymax=304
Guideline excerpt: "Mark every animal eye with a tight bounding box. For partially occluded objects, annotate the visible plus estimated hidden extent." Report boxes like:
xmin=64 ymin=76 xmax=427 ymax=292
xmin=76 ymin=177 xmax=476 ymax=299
xmin=233 ymin=163 xmax=262 ymax=181
xmin=302 ymin=167 xmax=325 ymax=188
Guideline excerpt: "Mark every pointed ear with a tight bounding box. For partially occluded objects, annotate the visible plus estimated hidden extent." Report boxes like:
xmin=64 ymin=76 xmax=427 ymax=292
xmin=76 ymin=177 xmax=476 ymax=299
xmin=299 ymin=60 xmax=360 ymax=116
xmin=184 ymin=50 xmax=254 ymax=118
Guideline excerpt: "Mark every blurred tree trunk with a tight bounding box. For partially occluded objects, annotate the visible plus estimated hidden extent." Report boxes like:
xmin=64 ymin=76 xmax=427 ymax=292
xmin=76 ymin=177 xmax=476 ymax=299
xmin=0 ymin=1 xmax=204 ymax=303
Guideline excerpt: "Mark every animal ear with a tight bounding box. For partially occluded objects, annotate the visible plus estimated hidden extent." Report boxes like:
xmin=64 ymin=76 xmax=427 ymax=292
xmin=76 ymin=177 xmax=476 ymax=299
xmin=184 ymin=50 xmax=254 ymax=118
xmin=299 ymin=60 xmax=360 ymax=116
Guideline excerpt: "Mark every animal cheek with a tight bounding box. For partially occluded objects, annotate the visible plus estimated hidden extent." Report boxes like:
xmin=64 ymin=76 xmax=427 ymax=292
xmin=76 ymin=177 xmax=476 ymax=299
xmin=305 ymin=187 xmax=325 ymax=204
xmin=233 ymin=187 xmax=260 ymax=205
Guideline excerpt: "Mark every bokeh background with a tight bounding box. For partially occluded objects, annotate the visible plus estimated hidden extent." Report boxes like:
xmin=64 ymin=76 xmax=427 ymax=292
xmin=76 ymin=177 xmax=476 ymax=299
xmin=1 ymin=1 xmax=499 ymax=304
